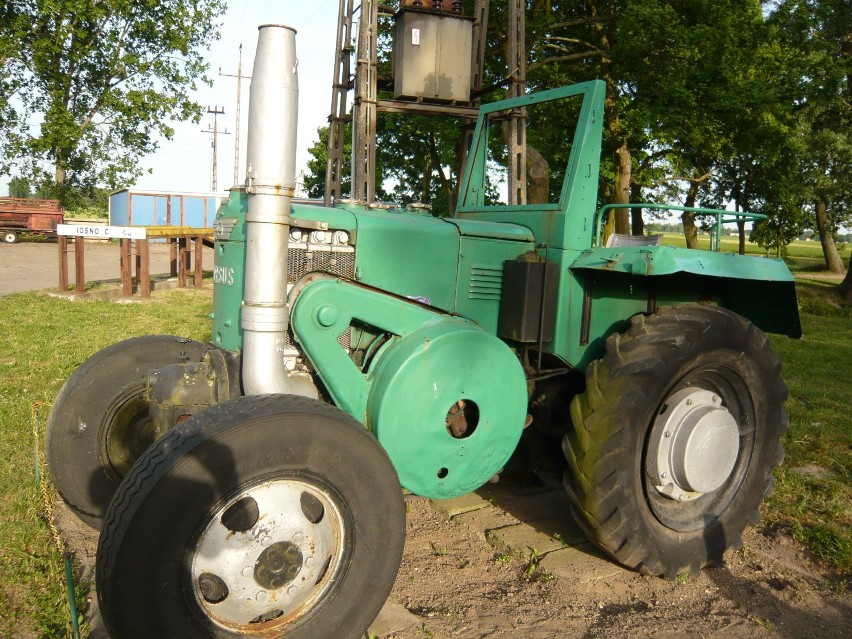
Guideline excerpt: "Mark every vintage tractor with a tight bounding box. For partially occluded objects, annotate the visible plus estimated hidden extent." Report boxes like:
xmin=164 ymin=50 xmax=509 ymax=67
xmin=46 ymin=25 xmax=800 ymax=639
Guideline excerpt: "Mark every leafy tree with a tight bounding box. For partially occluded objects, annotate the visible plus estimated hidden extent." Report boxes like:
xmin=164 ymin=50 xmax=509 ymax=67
xmin=6 ymin=176 xmax=31 ymax=198
xmin=2 ymin=0 xmax=225 ymax=204
xmin=770 ymin=0 xmax=851 ymax=273
xmin=304 ymin=124 xmax=352 ymax=200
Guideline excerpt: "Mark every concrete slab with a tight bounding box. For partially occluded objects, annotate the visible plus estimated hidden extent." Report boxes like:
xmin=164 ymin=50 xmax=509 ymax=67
xmin=538 ymin=543 xmax=627 ymax=584
xmin=486 ymin=486 xmax=573 ymax=522
xmin=430 ymin=492 xmax=491 ymax=518
xmin=485 ymin=523 xmax=568 ymax=558
xmin=369 ymin=599 xmax=420 ymax=637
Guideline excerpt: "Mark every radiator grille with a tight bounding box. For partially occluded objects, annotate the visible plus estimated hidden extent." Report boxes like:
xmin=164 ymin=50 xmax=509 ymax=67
xmin=287 ymin=248 xmax=356 ymax=283
xmin=285 ymin=243 xmax=355 ymax=350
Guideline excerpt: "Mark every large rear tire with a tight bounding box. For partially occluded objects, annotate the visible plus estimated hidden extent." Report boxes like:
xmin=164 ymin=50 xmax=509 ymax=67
xmin=45 ymin=335 xmax=207 ymax=528
xmin=97 ymin=394 xmax=406 ymax=639
xmin=564 ymin=305 xmax=787 ymax=578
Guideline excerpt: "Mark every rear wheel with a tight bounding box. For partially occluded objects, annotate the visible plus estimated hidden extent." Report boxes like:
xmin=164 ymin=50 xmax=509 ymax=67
xmin=564 ymin=305 xmax=787 ymax=578
xmin=4 ymin=231 xmax=18 ymax=243
xmin=97 ymin=394 xmax=406 ymax=639
xmin=45 ymin=335 xmax=207 ymax=528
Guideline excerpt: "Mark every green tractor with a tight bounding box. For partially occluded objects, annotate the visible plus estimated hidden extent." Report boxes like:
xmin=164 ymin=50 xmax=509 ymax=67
xmin=46 ymin=25 xmax=800 ymax=639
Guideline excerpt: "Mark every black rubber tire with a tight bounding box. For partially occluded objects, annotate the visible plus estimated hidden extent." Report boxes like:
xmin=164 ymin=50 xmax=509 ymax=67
xmin=4 ymin=231 xmax=18 ymax=243
xmin=45 ymin=335 xmax=207 ymax=528
xmin=563 ymin=305 xmax=787 ymax=578
xmin=97 ymin=394 xmax=406 ymax=639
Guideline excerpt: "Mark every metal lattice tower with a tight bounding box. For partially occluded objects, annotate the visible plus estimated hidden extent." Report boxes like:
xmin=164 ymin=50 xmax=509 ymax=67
xmin=507 ymin=0 xmax=526 ymax=206
xmin=325 ymin=0 xmax=356 ymax=206
xmin=325 ymin=0 xmax=523 ymax=208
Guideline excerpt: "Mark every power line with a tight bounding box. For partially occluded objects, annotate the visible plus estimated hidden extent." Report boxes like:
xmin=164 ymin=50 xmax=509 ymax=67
xmin=220 ymin=45 xmax=252 ymax=188
xmin=201 ymin=106 xmax=230 ymax=191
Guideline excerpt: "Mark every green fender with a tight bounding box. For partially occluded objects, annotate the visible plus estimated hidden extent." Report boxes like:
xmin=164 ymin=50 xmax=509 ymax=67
xmin=571 ymin=245 xmax=802 ymax=339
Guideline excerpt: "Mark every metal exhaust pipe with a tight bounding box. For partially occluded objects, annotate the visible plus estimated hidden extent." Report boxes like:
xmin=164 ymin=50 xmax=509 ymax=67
xmin=241 ymin=24 xmax=315 ymax=397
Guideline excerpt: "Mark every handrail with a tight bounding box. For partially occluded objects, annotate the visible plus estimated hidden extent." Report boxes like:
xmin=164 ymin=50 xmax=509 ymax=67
xmin=594 ymin=203 xmax=767 ymax=251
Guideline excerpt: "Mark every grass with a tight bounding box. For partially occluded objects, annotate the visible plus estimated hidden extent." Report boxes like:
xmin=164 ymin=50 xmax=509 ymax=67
xmin=0 ymin=289 xmax=211 ymax=638
xmin=0 ymin=274 xmax=849 ymax=635
xmin=766 ymin=280 xmax=852 ymax=572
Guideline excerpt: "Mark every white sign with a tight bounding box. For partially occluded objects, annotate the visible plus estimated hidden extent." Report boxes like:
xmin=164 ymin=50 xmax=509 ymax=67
xmin=57 ymin=224 xmax=147 ymax=240
xmin=411 ymin=28 xmax=420 ymax=46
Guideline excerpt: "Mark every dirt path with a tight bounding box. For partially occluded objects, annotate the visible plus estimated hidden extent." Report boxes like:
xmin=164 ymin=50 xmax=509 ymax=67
xmin=55 ymin=476 xmax=850 ymax=639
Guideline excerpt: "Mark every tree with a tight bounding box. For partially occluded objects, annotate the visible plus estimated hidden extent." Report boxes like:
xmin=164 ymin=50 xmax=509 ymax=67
xmin=2 ymin=0 xmax=225 ymax=203
xmin=770 ymin=0 xmax=851 ymax=273
xmin=839 ymin=260 xmax=852 ymax=302
xmin=7 ymin=176 xmax=31 ymax=198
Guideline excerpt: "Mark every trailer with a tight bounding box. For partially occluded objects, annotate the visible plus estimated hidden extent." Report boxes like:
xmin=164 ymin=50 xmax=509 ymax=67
xmin=0 ymin=198 xmax=65 ymax=243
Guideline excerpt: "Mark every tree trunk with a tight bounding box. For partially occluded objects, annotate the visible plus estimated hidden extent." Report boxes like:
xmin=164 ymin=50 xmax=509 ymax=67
xmin=613 ymin=142 xmax=631 ymax=234
xmin=630 ymin=182 xmax=644 ymax=236
xmin=815 ymin=199 xmax=845 ymax=273
xmin=839 ymin=258 xmax=852 ymax=302
xmin=682 ymin=181 xmax=700 ymax=249
xmin=526 ymin=145 xmax=549 ymax=205
xmin=737 ymin=220 xmax=746 ymax=255
xmin=421 ymin=143 xmax=433 ymax=203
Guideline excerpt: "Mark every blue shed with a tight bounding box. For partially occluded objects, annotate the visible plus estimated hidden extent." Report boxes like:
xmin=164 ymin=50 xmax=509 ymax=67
xmin=109 ymin=190 xmax=221 ymax=229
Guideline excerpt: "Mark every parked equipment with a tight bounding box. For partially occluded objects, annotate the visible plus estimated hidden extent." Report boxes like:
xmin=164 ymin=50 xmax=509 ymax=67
xmin=0 ymin=197 xmax=64 ymax=243
xmin=47 ymin=24 xmax=800 ymax=639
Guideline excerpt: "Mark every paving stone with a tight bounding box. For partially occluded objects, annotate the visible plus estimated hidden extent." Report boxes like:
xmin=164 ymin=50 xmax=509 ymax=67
xmin=485 ymin=523 xmax=567 ymax=558
xmin=451 ymin=504 xmax=515 ymax=539
xmin=522 ymin=515 xmax=587 ymax=547
xmin=369 ymin=599 xmax=420 ymax=637
xmin=429 ymin=491 xmax=491 ymax=518
xmin=538 ymin=543 xmax=628 ymax=583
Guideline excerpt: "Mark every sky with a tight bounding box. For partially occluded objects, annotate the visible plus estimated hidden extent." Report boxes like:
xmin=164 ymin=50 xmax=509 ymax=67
xmin=134 ymin=0 xmax=342 ymax=194
xmin=0 ymin=1 xmax=342 ymax=197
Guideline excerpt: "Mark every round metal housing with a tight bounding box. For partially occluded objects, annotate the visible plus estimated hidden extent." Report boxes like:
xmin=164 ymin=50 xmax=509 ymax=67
xmin=648 ymin=387 xmax=740 ymax=501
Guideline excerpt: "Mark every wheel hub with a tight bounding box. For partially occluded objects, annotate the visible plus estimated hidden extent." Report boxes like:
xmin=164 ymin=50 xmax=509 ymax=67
xmin=649 ymin=388 xmax=740 ymax=501
xmin=190 ymin=479 xmax=344 ymax=631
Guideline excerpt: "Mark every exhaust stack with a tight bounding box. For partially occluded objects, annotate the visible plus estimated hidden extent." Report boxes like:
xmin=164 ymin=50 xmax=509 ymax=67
xmin=241 ymin=24 xmax=315 ymax=397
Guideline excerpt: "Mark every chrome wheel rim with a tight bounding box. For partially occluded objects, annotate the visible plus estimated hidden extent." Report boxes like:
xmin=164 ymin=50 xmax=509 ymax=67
xmin=189 ymin=478 xmax=345 ymax=632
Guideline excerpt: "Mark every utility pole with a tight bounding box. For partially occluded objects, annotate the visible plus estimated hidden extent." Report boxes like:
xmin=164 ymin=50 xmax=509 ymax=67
xmin=220 ymin=45 xmax=252 ymax=188
xmin=202 ymin=106 xmax=229 ymax=191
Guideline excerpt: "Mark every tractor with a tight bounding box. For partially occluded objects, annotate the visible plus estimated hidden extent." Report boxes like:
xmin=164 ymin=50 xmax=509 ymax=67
xmin=46 ymin=25 xmax=800 ymax=639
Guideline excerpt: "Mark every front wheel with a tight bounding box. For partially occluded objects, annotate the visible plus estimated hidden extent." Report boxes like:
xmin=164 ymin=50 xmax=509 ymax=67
xmin=564 ymin=305 xmax=787 ymax=578
xmin=97 ymin=394 xmax=406 ymax=639
xmin=4 ymin=231 xmax=18 ymax=243
xmin=45 ymin=335 xmax=207 ymax=528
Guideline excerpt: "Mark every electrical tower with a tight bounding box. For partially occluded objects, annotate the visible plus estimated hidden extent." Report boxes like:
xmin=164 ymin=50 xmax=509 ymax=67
xmin=220 ymin=45 xmax=252 ymax=188
xmin=202 ymin=106 xmax=230 ymax=191
xmin=325 ymin=0 xmax=526 ymax=208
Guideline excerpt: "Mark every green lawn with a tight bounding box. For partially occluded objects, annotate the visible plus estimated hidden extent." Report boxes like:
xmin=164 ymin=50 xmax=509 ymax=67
xmin=0 ymin=289 xmax=212 ymax=638
xmin=0 ymin=278 xmax=849 ymax=636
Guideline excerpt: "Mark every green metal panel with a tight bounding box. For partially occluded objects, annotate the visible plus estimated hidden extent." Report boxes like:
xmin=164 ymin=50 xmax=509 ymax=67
xmin=290 ymin=278 xmax=527 ymax=499
xmin=212 ymin=189 xmax=248 ymax=352
xmin=570 ymin=245 xmax=797 ymax=282
xmin=351 ymin=208 xmax=461 ymax=311
xmin=444 ymin=218 xmax=534 ymax=242
xmin=454 ymin=236 xmax=535 ymax=334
